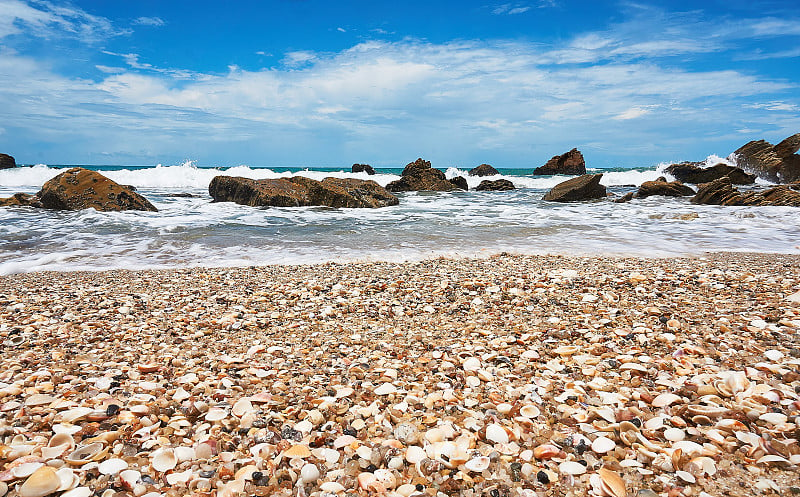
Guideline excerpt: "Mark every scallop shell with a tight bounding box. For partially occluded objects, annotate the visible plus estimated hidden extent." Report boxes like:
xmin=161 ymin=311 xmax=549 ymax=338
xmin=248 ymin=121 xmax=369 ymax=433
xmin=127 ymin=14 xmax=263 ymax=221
xmin=284 ymin=444 xmax=311 ymax=459
xmin=464 ymin=456 xmax=490 ymax=472
xmin=19 ymin=467 xmax=61 ymax=497
xmin=151 ymin=448 xmax=177 ymax=472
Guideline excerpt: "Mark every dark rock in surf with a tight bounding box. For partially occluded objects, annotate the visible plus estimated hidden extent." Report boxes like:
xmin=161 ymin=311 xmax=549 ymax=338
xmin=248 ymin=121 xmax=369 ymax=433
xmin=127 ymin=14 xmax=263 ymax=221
xmin=475 ymin=179 xmax=515 ymax=191
xmin=664 ymin=162 xmax=755 ymax=185
xmin=543 ymin=174 xmax=606 ymax=202
xmin=691 ymin=177 xmax=800 ymax=206
xmin=351 ymin=164 xmax=376 ymax=175
xmin=534 ymin=148 xmax=586 ymax=176
xmin=385 ymin=158 xmax=459 ymax=192
xmin=636 ymin=179 xmax=695 ymax=199
xmin=0 ymin=153 xmax=15 ymax=169
xmin=468 ymin=164 xmax=499 ymax=177
xmin=448 ymin=176 xmax=469 ymax=190
xmin=209 ymin=175 xmax=398 ymax=208
xmin=734 ymin=133 xmax=800 ymax=183
xmin=37 ymin=168 xmax=157 ymax=211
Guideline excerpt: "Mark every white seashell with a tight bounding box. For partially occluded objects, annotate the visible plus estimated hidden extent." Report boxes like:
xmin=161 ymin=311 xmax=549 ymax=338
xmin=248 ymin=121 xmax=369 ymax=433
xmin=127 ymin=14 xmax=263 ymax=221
xmin=174 ymin=446 xmax=195 ymax=462
xmin=676 ymin=471 xmax=696 ymax=483
xmin=300 ymin=463 xmax=320 ymax=483
xmin=485 ymin=423 xmax=509 ymax=444
xmin=320 ymin=481 xmax=346 ymax=493
xmin=231 ymin=398 xmax=254 ymax=417
xmin=496 ymin=403 xmax=513 ymax=414
xmin=205 ymin=408 xmax=228 ymax=421
xmin=425 ymin=428 xmax=445 ymax=443
xmin=644 ymin=416 xmax=665 ymax=430
xmin=558 ymin=461 xmax=587 ymax=475
xmin=462 ymin=357 xmax=481 ymax=371
xmin=591 ymin=436 xmax=616 ymax=454
xmin=764 ymin=350 xmax=784 ymax=362
xmin=758 ymin=412 xmax=788 ymax=425
xmin=173 ymin=387 xmax=190 ymax=401
xmin=374 ymin=383 xmax=397 ymax=395
xmin=374 ymin=469 xmax=396 ymax=490
xmin=652 ymin=393 xmax=682 ymax=408
xmin=396 ymin=484 xmax=417 ymax=497
xmin=519 ymin=405 xmax=540 ymax=418
xmin=464 ymin=456 xmax=490 ymax=472
xmin=12 ymin=462 xmax=45 ymax=478
xmin=119 ymin=470 xmax=141 ymax=488
xmin=671 ymin=440 xmax=706 ymax=457
xmin=61 ymin=488 xmax=92 ymax=497
xmin=165 ymin=469 xmax=193 ymax=485
xmin=59 ymin=407 xmax=93 ymax=423
xmin=664 ymin=428 xmax=686 ymax=442
xmin=333 ymin=435 xmax=356 ymax=449
xmin=55 ymin=467 xmax=79 ymax=492
xmin=151 ymin=448 xmax=177 ymax=472
xmin=356 ymin=445 xmax=373 ymax=460
xmin=405 ymin=445 xmax=427 ymax=464
xmin=756 ymin=455 xmax=790 ymax=466
xmin=98 ymin=458 xmax=128 ymax=475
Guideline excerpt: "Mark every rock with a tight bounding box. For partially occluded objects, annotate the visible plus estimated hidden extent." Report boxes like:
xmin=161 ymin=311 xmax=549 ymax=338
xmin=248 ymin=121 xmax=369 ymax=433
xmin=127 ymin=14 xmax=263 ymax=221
xmin=534 ymin=148 xmax=586 ymax=175
xmin=351 ymin=164 xmax=375 ymax=175
xmin=475 ymin=179 xmax=515 ymax=191
xmin=208 ymin=176 xmax=398 ymax=208
xmin=0 ymin=193 xmax=41 ymax=208
xmin=691 ymin=177 xmax=800 ymax=206
xmin=636 ymin=179 xmax=695 ymax=199
xmin=385 ymin=159 xmax=458 ymax=192
xmin=614 ymin=192 xmax=635 ymax=203
xmin=448 ymin=176 xmax=469 ymax=190
xmin=36 ymin=168 xmax=157 ymax=211
xmin=468 ymin=164 xmax=499 ymax=177
xmin=665 ymin=162 xmax=755 ymax=185
xmin=543 ymin=174 xmax=606 ymax=202
xmin=0 ymin=153 xmax=16 ymax=169
xmin=734 ymin=133 xmax=800 ymax=183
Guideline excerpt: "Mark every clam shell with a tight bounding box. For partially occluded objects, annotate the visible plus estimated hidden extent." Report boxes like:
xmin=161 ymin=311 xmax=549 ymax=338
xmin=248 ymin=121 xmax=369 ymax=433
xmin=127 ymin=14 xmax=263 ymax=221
xmin=151 ymin=448 xmax=177 ymax=472
xmin=19 ymin=467 xmax=60 ymax=497
xmin=519 ymin=405 xmax=540 ymax=418
xmin=204 ymin=408 xmax=228 ymax=422
xmin=464 ymin=456 xmax=490 ymax=472
xmin=284 ymin=444 xmax=311 ymax=459
xmin=12 ymin=463 xmax=44 ymax=479
xmin=374 ymin=383 xmax=397 ymax=395
xmin=664 ymin=428 xmax=685 ymax=442
xmin=485 ymin=423 xmax=509 ymax=444
xmin=591 ymin=436 xmax=616 ymax=454
xmin=65 ymin=443 xmax=107 ymax=465
xmin=533 ymin=444 xmax=561 ymax=460
xmin=598 ymin=468 xmax=626 ymax=497
xmin=652 ymin=393 xmax=682 ymax=408
xmin=61 ymin=488 xmax=92 ymax=497
xmin=98 ymin=458 xmax=128 ymax=475
xmin=558 ymin=461 xmax=587 ymax=475
xmin=55 ymin=468 xmax=78 ymax=491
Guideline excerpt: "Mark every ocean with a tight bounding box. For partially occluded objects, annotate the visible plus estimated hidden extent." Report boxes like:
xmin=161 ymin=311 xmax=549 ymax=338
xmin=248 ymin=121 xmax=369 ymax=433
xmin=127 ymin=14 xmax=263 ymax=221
xmin=1 ymin=157 xmax=797 ymax=275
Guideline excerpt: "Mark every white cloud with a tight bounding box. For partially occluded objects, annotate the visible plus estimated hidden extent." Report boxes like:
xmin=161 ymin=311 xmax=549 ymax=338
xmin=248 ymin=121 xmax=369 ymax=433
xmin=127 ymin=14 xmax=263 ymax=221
xmin=337 ymin=27 xmax=346 ymax=33
xmin=133 ymin=16 xmax=165 ymax=27
xmin=613 ymin=106 xmax=651 ymax=120
xmin=0 ymin=0 xmax=127 ymax=42
xmin=492 ymin=4 xmax=531 ymax=15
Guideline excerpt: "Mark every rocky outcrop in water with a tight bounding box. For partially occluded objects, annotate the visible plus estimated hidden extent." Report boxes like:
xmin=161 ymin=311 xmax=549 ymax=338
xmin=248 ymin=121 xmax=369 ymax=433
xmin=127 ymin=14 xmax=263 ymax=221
xmin=665 ymin=162 xmax=755 ymax=185
xmin=351 ymin=164 xmax=375 ymax=175
xmin=0 ymin=168 xmax=157 ymax=211
xmin=534 ymin=148 xmax=586 ymax=176
xmin=0 ymin=153 xmax=15 ymax=169
xmin=468 ymin=164 xmax=499 ymax=177
xmin=543 ymin=173 xmax=606 ymax=202
xmin=636 ymin=177 xmax=695 ymax=199
xmin=691 ymin=177 xmax=800 ymax=206
xmin=734 ymin=133 xmax=800 ymax=183
xmin=448 ymin=176 xmax=469 ymax=190
xmin=209 ymin=176 xmax=398 ymax=208
xmin=385 ymin=158 xmax=461 ymax=192
xmin=475 ymin=179 xmax=515 ymax=191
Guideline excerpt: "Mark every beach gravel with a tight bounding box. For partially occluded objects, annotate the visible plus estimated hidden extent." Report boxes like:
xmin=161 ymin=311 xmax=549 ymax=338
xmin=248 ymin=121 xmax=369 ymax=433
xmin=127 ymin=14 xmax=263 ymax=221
xmin=1 ymin=253 xmax=799 ymax=497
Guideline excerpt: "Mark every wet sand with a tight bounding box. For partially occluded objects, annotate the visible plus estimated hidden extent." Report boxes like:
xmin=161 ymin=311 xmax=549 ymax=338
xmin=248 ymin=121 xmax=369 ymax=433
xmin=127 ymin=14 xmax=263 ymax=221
xmin=1 ymin=253 xmax=799 ymax=497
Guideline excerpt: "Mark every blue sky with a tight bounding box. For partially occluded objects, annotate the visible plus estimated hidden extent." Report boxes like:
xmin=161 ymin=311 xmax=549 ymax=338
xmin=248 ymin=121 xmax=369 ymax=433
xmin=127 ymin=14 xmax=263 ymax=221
xmin=0 ymin=0 xmax=798 ymax=168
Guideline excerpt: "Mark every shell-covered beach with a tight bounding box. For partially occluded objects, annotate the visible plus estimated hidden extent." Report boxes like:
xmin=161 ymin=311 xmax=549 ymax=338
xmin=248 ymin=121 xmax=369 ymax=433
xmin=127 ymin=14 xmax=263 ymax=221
xmin=1 ymin=253 xmax=799 ymax=497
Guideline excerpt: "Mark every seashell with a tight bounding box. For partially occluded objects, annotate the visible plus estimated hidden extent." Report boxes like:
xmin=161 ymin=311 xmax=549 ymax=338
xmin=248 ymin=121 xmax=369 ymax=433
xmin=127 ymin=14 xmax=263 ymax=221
xmin=24 ymin=394 xmax=55 ymax=407
xmin=174 ymin=446 xmax=195 ymax=462
xmin=284 ymin=444 xmax=311 ymax=459
xmin=205 ymin=408 xmax=228 ymax=422
xmin=553 ymin=345 xmax=579 ymax=356
xmin=98 ymin=458 xmax=128 ymax=475
xmin=464 ymin=456 xmax=490 ymax=472
xmin=59 ymin=407 xmax=93 ymax=423
xmin=166 ymin=469 xmax=193 ymax=485
xmin=320 ymin=481 xmax=346 ymax=493
xmin=425 ymin=428 xmax=445 ymax=443
xmin=373 ymin=469 xmax=396 ymax=490
xmin=55 ymin=467 xmax=79 ymax=492
xmin=394 ymin=422 xmax=419 ymax=444
xmin=671 ymin=441 xmax=706 ymax=457
xmin=558 ymin=461 xmax=587 ymax=475
xmin=722 ymin=371 xmax=749 ymax=395
xmin=300 ymin=463 xmax=320 ymax=483
xmin=374 ymin=383 xmax=398 ymax=395
xmin=462 ymin=357 xmax=481 ymax=371
xmin=65 ymin=443 xmax=107 ymax=465
xmin=664 ymin=428 xmax=685 ymax=442
xmin=591 ymin=436 xmax=616 ymax=454
xmin=151 ymin=448 xmax=178 ymax=472
xmin=764 ymin=349 xmax=784 ymax=362
xmin=358 ymin=472 xmax=383 ymax=492
xmin=405 ymin=446 xmax=427 ymax=464
xmin=12 ymin=463 xmax=45 ymax=479
xmin=119 ymin=470 xmax=141 ymax=488
xmin=61 ymin=488 xmax=92 ymax=497
xmin=688 ymin=456 xmax=717 ymax=476
xmin=652 ymin=393 xmax=682 ymax=408
xmin=758 ymin=412 xmax=788 ymax=425
xmin=485 ymin=423 xmax=509 ymax=444
xmin=7 ymin=335 xmax=26 ymax=346
xmin=598 ymin=468 xmax=626 ymax=497
xmin=333 ymin=435 xmax=356 ymax=449
xmin=756 ymin=455 xmax=791 ymax=466
xmin=676 ymin=470 xmax=696 ymax=483
xmin=519 ymin=405 xmax=540 ymax=418
xmin=533 ymin=444 xmax=561 ymax=460
xmin=19 ymin=466 xmax=60 ymax=497
xmin=686 ymin=404 xmax=729 ymax=418
xmin=619 ymin=420 xmax=640 ymax=433
xmin=231 ymin=398 xmax=254 ymax=417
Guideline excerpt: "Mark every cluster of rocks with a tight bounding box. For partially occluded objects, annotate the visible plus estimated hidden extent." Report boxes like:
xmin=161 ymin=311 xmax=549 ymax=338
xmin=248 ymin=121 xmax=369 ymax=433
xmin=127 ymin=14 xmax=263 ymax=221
xmin=385 ymin=159 xmax=464 ymax=193
xmin=734 ymin=133 xmax=800 ymax=183
xmin=533 ymin=148 xmax=586 ymax=176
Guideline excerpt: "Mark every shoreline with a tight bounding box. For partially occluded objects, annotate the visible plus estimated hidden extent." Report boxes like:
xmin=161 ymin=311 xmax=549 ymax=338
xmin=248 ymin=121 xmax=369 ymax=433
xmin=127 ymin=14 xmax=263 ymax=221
xmin=1 ymin=253 xmax=799 ymax=496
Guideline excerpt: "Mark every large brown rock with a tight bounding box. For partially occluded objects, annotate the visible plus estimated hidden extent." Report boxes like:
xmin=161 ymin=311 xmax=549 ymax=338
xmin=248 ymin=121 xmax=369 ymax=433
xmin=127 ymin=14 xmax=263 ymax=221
xmin=37 ymin=168 xmax=157 ymax=211
xmin=734 ymin=133 xmax=800 ymax=183
xmin=208 ymin=176 xmax=398 ymax=208
xmin=664 ymin=162 xmax=755 ymax=185
xmin=448 ymin=176 xmax=469 ymax=190
xmin=533 ymin=148 xmax=586 ymax=175
xmin=0 ymin=153 xmax=15 ymax=169
xmin=385 ymin=158 xmax=458 ymax=192
xmin=543 ymin=174 xmax=606 ymax=202
xmin=468 ymin=164 xmax=499 ymax=177
xmin=691 ymin=177 xmax=800 ymax=206
xmin=0 ymin=193 xmax=41 ymax=208
xmin=475 ymin=179 xmax=515 ymax=191
xmin=636 ymin=178 xmax=695 ymax=199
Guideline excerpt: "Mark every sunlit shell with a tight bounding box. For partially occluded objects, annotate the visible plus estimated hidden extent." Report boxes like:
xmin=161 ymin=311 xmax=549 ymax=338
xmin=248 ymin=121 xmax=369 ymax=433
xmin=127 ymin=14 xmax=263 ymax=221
xmin=652 ymin=393 xmax=682 ymax=408
xmin=19 ymin=467 xmax=60 ymax=497
xmin=553 ymin=346 xmax=579 ymax=356
xmin=664 ymin=428 xmax=685 ymax=442
xmin=405 ymin=446 xmax=427 ymax=464
xmin=119 ymin=470 xmax=141 ymax=488
xmin=300 ymin=463 xmax=321 ymax=483
xmin=284 ymin=444 xmax=311 ymax=459
xmin=688 ymin=456 xmax=717 ymax=476
xmin=374 ymin=383 xmax=398 ymax=395
xmin=425 ymin=428 xmax=445 ymax=443
xmin=462 ymin=357 xmax=481 ymax=371
xmin=598 ymin=468 xmax=626 ymax=497
xmin=676 ymin=471 xmax=696 ymax=483
xmin=98 ymin=458 xmax=128 ymax=475
xmin=519 ymin=405 xmax=540 ymax=418
xmin=205 ymin=408 xmax=228 ymax=422
xmin=151 ymin=448 xmax=177 ymax=472
xmin=61 ymin=488 xmax=92 ymax=497
xmin=24 ymin=394 xmax=55 ymax=407
xmin=764 ymin=350 xmax=784 ymax=362
xmin=558 ymin=461 xmax=587 ymax=475
xmin=174 ymin=446 xmax=195 ymax=463
xmin=591 ymin=436 xmax=616 ymax=454
xmin=533 ymin=444 xmax=561 ymax=460
xmin=464 ymin=456 xmax=490 ymax=472
xmin=758 ymin=412 xmax=788 ymax=425
xmin=12 ymin=462 xmax=44 ymax=479
xmin=55 ymin=468 xmax=78 ymax=492
xmin=166 ymin=469 xmax=193 ymax=485
xmin=65 ymin=443 xmax=107 ymax=465
xmin=320 ymin=482 xmax=346 ymax=493
xmin=231 ymin=398 xmax=254 ymax=417
xmin=374 ymin=469 xmax=396 ymax=489
xmin=485 ymin=423 xmax=509 ymax=444
xmin=756 ymin=455 xmax=791 ymax=466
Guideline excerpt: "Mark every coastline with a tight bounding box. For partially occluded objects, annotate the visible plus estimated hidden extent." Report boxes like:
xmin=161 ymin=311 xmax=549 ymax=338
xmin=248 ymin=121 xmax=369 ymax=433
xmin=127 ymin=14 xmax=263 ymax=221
xmin=1 ymin=253 xmax=799 ymax=496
